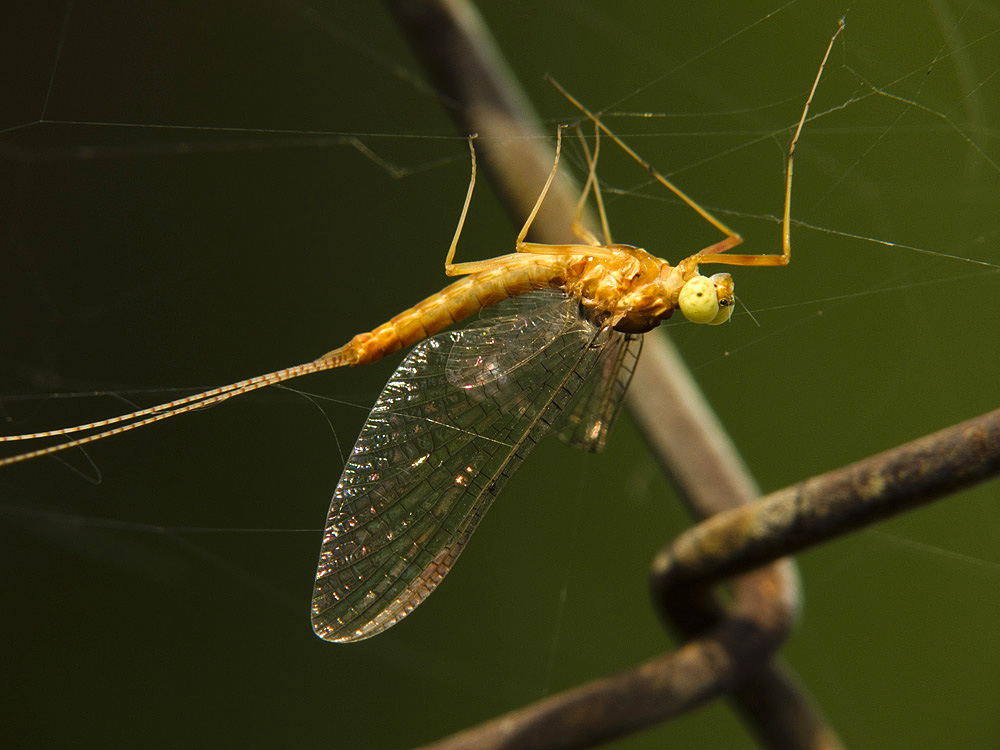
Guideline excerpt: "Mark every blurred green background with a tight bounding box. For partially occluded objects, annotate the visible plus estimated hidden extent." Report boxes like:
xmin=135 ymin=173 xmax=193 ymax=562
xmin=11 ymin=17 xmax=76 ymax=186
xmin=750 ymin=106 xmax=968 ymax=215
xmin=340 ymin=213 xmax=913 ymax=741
xmin=2 ymin=1 xmax=998 ymax=748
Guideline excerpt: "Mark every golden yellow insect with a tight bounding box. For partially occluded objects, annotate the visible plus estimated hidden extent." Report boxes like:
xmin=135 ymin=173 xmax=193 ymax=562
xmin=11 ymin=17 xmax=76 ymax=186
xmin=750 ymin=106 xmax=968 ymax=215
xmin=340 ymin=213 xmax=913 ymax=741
xmin=1 ymin=21 xmax=843 ymax=642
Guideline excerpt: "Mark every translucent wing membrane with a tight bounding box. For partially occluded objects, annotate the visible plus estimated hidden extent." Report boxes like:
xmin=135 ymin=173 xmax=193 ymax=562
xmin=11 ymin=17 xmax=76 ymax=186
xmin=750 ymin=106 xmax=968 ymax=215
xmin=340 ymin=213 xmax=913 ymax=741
xmin=312 ymin=291 xmax=627 ymax=642
xmin=444 ymin=292 xmax=579 ymax=388
xmin=556 ymin=332 xmax=642 ymax=453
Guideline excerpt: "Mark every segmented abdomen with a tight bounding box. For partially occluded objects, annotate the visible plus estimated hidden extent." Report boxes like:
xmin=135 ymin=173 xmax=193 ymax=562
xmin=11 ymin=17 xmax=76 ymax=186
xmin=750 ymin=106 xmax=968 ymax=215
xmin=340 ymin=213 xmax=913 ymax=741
xmin=322 ymin=254 xmax=571 ymax=367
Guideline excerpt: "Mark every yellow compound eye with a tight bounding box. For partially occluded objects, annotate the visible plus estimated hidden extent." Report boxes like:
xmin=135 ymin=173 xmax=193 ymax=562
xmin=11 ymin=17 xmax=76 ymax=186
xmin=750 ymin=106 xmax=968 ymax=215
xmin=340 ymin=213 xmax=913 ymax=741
xmin=678 ymin=275 xmax=720 ymax=324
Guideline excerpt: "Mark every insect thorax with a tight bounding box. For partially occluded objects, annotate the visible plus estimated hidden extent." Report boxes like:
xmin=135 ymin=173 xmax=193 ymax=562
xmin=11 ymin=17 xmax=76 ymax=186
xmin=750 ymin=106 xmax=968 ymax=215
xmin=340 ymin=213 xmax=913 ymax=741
xmin=566 ymin=245 xmax=678 ymax=334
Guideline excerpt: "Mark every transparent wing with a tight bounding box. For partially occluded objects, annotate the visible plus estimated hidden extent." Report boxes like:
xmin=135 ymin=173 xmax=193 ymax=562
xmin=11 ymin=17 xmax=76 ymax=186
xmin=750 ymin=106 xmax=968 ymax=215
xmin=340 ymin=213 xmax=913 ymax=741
xmin=312 ymin=292 xmax=618 ymax=642
xmin=555 ymin=333 xmax=642 ymax=452
xmin=444 ymin=291 xmax=577 ymax=388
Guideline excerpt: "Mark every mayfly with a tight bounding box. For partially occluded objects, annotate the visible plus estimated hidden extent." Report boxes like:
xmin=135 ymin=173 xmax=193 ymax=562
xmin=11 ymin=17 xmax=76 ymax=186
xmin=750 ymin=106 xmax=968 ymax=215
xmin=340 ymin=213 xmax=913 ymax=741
xmin=1 ymin=23 xmax=842 ymax=642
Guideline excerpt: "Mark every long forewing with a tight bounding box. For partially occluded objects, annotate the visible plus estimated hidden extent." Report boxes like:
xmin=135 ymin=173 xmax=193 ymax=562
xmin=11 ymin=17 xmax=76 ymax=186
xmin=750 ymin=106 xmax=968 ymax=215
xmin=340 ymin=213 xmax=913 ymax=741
xmin=311 ymin=292 xmax=607 ymax=642
xmin=555 ymin=333 xmax=642 ymax=452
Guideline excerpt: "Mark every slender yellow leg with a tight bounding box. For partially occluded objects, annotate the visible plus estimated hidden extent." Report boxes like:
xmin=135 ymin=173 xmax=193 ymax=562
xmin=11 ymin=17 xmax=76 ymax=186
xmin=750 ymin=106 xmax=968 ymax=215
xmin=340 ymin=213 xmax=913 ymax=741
xmin=443 ymin=126 xmax=618 ymax=275
xmin=517 ymin=241 xmax=618 ymax=259
xmin=550 ymin=18 xmax=845 ymax=270
xmin=514 ymin=125 xmax=567 ymax=249
xmin=443 ymin=136 xmax=482 ymax=276
xmin=443 ymin=252 xmax=534 ymax=275
xmin=571 ymin=122 xmax=613 ymax=246
xmin=694 ymin=19 xmax=845 ymax=267
xmin=549 ymin=77 xmax=741 ymax=243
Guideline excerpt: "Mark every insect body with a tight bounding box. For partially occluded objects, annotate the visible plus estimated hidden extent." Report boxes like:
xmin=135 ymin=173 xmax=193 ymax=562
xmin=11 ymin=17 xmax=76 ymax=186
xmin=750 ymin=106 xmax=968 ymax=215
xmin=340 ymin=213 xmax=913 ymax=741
xmin=311 ymin=197 xmax=737 ymax=642
xmin=305 ymin=131 xmax=742 ymax=640
xmin=1 ymin=22 xmax=843 ymax=642
xmin=326 ymin=244 xmax=733 ymax=372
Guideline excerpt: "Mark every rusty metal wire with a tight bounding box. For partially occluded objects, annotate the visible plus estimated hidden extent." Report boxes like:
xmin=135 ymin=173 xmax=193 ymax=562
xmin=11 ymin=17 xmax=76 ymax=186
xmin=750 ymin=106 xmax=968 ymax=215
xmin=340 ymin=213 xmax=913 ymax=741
xmin=652 ymin=408 xmax=1000 ymax=596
